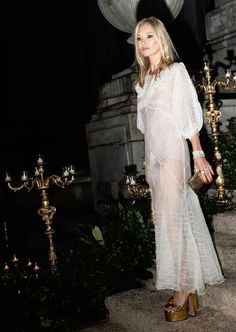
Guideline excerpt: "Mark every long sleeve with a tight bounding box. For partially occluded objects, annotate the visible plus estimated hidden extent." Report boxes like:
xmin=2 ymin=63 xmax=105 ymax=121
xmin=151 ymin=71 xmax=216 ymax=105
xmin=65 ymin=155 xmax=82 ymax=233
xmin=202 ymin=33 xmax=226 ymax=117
xmin=171 ymin=63 xmax=203 ymax=140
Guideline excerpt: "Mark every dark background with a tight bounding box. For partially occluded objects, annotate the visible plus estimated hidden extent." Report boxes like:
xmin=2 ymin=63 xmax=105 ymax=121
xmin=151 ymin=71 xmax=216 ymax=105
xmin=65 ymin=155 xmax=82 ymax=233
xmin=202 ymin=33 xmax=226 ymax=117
xmin=0 ymin=0 xmax=135 ymax=175
xmin=0 ymin=0 xmax=213 ymax=174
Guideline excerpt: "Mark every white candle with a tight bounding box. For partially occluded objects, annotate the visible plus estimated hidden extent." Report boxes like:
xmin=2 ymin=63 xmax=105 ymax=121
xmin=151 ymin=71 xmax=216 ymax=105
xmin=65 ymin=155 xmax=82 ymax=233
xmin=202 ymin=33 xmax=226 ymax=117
xmin=225 ymin=69 xmax=231 ymax=78
xmin=130 ymin=176 xmax=136 ymax=185
xmin=37 ymin=155 xmax=44 ymax=164
xmin=63 ymin=168 xmax=69 ymax=177
xmin=5 ymin=172 xmax=11 ymax=182
xmin=34 ymin=167 xmax=40 ymax=176
xmin=69 ymin=165 xmax=75 ymax=174
xmin=125 ymin=176 xmax=130 ymax=184
xmin=233 ymin=73 xmax=236 ymax=80
xmin=21 ymin=171 xmax=28 ymax=181
xmin=204 ymin=62 xmax=209 ymax=70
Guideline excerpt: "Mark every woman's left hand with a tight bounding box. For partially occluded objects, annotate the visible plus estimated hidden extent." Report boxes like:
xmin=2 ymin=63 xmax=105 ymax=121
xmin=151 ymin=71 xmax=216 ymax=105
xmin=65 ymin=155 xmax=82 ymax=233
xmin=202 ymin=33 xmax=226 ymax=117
xmin=194 ymin=157 xmax=214 ymax=183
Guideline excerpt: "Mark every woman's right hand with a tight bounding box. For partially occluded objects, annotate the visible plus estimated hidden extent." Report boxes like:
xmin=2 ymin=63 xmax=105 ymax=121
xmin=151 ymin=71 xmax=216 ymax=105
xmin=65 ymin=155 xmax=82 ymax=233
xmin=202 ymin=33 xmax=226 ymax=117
xmin=194 ymin=157 xmax=214 ymax=183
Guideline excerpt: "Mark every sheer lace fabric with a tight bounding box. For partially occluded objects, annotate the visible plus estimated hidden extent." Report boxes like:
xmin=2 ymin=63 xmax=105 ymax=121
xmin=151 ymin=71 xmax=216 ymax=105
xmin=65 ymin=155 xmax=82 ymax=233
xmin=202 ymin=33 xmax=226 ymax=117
xmin=136 ymin=62 xmax=224 ymax=295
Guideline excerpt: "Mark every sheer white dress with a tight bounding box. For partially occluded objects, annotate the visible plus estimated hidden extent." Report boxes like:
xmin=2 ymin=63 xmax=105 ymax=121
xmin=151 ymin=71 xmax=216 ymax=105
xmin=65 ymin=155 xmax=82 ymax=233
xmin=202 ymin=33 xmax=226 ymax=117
xmin=135 ymin=62 xmax=225 ymax=295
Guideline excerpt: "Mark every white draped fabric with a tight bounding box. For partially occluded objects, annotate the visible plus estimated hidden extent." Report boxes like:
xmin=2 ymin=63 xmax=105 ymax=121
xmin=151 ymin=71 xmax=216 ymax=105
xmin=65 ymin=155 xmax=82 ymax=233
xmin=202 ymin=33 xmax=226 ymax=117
xmin=135 ymin=62 xmax=225 ymax=294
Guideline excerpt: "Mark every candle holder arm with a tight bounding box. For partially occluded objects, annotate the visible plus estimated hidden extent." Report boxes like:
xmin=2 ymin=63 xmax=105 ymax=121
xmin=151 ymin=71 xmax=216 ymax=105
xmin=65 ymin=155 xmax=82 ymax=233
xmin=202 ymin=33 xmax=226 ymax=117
xmin=7 ymin=179 xmax=37 ymax=192
xmin=195 ymin=81 xmax=207 ymax=93
xmin=48 ymin=174 xmax=74 ymax=188
xmin=217 ymin=77 xmax=231 ymax=90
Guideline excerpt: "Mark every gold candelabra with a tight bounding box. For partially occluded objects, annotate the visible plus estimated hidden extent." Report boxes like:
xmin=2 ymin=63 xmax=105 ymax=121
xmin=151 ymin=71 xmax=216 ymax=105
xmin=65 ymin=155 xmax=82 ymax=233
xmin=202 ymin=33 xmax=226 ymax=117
xmin=195 ymin=64 xmax=236 ymax=205
xmin=5 ymin=155 xmax=75 ymax=274
xmin=125 ymin=175 xmax=150 ymax=199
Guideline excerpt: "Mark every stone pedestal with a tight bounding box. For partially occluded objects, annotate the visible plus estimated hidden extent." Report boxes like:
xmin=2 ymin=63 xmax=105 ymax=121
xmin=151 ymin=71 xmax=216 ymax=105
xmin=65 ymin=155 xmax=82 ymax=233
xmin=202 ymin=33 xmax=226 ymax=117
xmin=205 ymin=0 xmax=236 ymax=76
xmin=86 ymin=67 xmax=144 ymax=207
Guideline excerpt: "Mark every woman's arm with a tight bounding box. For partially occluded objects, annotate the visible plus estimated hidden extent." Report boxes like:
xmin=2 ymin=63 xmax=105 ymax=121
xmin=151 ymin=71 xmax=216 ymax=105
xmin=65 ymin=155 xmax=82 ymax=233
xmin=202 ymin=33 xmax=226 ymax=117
xmin=191 ymin=133 xmax=214 ymax=183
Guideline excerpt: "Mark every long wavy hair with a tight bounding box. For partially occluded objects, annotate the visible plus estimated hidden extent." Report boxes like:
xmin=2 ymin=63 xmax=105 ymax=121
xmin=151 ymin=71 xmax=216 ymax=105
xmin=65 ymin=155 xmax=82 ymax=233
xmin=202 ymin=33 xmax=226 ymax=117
xmin=134 ymin=17 xmax=179 ymax=87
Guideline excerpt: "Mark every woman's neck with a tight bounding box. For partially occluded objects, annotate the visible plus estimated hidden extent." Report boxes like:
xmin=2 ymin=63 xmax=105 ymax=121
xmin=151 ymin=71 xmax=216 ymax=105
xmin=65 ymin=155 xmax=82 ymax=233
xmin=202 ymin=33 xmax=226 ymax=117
xmin=149 ymin=57 xmax=162 ymax=75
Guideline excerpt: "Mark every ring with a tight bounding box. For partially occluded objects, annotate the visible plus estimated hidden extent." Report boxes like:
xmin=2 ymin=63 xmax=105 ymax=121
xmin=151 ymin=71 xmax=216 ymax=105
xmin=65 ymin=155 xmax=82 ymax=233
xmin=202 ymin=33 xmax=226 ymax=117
xmin=194 ymin=168 xmax=199 ymax=173
xmin=200 ymin=170 xmax=205 ymax=173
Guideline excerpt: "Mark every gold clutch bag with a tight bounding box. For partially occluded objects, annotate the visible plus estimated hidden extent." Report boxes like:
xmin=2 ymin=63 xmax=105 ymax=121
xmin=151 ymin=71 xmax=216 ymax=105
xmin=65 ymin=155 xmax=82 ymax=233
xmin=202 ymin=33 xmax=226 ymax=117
xmin=188 ymin=172 xmax=204 ymax=192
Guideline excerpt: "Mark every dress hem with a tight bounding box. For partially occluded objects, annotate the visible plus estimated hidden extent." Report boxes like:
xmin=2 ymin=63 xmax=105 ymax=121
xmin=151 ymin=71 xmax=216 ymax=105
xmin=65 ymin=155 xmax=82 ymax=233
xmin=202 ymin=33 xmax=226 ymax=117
xmin=155 ymin=277 xmax=225 ymax=296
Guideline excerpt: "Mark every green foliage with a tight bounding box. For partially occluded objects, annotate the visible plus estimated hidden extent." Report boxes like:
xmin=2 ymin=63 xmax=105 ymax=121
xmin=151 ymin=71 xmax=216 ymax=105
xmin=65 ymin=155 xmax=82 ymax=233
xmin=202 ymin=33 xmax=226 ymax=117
xmin=0 ymin=198 xmax=155 ymax=331
xmin=97 ymin=199 xmax=155 ymax=289
xmin=221 ymin=117 xmax=236 ymax=194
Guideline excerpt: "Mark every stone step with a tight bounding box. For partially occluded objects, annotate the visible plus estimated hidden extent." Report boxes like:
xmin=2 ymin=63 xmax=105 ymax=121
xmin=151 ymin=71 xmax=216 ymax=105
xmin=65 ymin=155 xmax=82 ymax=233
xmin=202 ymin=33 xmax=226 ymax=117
xmin=199 ymin=272 xmax=236 ymax=317
xmin=144 ymin=270 xmax=236 ymax=317
xmin=79 ymin=320 xmax=126 ymax=332
xmin=102 ymin=287 xmax=236 ymax=332
xmin=214 ymin=232 xmax=236 ymax=273
xmin=213 ymin=209 xmax=236 ymax=235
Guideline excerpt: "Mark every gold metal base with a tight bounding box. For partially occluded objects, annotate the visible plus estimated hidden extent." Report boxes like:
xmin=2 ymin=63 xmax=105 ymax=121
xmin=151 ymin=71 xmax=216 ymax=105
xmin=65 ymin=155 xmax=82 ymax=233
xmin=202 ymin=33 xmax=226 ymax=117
xmin=216 ymin=197 xmax=236 ymax=210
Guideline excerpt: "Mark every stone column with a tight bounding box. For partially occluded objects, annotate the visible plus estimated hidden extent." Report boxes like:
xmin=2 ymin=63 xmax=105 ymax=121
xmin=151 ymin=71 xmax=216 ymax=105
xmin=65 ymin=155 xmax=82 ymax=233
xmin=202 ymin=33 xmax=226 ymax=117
xmin=86 ymin=67 xmax=144 ymax=207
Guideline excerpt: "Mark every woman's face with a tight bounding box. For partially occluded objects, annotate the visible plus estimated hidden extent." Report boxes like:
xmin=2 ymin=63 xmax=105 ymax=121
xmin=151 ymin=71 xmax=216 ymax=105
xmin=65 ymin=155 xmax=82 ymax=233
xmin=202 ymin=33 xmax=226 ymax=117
xmin=137 ymin=23 xmax=161 ymax=59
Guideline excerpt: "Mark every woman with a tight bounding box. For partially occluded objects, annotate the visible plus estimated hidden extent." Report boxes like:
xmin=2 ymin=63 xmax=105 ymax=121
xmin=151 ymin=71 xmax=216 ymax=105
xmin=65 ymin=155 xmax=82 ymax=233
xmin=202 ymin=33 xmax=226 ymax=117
xmin=134 ymin=17 xmax=224 ymax=322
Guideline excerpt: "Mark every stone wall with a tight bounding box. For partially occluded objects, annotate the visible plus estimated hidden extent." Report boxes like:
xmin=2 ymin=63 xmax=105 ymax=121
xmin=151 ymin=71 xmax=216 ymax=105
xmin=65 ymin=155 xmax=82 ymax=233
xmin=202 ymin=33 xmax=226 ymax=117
xmin=204 ymin=0 xmax=236 ymax=133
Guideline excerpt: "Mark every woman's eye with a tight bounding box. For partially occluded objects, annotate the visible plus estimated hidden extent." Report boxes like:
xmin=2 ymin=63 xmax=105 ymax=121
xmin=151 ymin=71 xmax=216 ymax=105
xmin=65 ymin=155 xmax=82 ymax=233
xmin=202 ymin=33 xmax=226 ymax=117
xmin=147 ymin=34 xmax=153 ymax=39
xmin=137 ymin=37 xmax=142 ymax=42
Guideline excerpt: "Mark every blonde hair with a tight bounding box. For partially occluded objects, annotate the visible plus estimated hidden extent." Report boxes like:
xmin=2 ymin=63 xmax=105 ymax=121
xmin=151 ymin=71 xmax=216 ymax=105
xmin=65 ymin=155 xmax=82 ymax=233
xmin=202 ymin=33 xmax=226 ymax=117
xmin=134 ymin=17 xmax=179 ymax=87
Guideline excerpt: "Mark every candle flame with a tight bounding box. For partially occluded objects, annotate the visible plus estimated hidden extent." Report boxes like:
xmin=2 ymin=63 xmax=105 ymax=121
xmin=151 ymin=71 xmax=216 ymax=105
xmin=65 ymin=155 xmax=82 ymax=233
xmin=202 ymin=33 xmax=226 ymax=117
xmin=12 ymin=254 xmax=19 ymax=262
xmin=34 ymin=262 xmax=40 ymax=271
xmin=3 ymin=262 xmax=9 ymax=271
xmin=27 ymin=259 xmax=33 ymax=267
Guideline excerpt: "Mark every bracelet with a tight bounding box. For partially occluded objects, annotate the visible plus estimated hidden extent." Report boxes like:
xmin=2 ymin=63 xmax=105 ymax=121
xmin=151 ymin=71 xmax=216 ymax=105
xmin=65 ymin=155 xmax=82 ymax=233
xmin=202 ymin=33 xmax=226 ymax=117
xmin=192 ymin=150 xmax=205 ymax=159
